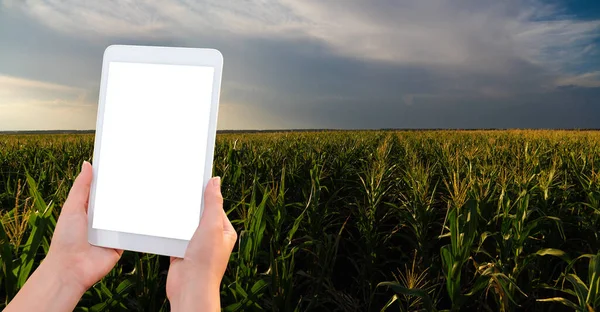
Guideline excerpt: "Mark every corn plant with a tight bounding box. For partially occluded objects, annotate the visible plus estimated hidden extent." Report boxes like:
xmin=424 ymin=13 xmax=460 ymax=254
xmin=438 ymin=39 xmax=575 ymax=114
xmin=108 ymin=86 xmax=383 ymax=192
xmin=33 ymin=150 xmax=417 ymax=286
xmin=223 ymin=179 xmax=270 ymax=311
xmin=439 ymin=168 xmax=478 ymax=311
xmin=352 ymin=135 xmax=398 ymax=309
xmin=377 ymin=252 xmax=438 ymax=312
xmin=538 ymin=251 xmax=600 ymax=311
xmin=0 ymin=173 xmax=56 ymax=305
xmin=393 ymin=155 xmax=439 ymax=261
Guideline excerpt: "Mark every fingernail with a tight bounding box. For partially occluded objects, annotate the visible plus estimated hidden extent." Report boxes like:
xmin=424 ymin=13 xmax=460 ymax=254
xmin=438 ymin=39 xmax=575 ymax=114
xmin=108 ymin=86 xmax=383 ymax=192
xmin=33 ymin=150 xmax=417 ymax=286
xmin=213 ymin=176 xmax=221 ymax=187
xmin=82 ymin=161 xmax=88 ymax=171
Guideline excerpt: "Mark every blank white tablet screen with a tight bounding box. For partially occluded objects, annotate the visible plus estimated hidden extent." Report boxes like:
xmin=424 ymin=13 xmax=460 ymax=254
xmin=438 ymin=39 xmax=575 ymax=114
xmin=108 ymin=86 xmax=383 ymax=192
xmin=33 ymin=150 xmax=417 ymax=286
xmin=92 ymin=61 xmax=215 ymax=240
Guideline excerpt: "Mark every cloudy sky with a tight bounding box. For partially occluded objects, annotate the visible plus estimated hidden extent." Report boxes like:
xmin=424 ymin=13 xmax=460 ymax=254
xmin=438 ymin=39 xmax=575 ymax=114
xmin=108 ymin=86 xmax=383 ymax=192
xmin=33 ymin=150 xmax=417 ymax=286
xmin=1 ymin=0 xmax=599 ymax=130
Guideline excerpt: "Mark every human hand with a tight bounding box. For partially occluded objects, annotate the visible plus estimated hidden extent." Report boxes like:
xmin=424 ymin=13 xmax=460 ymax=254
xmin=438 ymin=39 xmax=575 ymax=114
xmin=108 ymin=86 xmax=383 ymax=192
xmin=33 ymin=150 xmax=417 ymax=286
xmin=166 ymin=177 xmax=238 ymax=311
xmin=45 ymin=161 xmax=123 ymax=292
xmin=5 ymin=161 xmax=123 ymax=312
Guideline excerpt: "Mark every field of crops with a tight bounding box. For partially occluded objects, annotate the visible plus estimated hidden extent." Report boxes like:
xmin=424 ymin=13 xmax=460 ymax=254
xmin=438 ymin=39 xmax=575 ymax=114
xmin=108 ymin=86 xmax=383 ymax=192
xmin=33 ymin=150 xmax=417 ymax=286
xmin=1 ymin=131 xmax=599 ymax=311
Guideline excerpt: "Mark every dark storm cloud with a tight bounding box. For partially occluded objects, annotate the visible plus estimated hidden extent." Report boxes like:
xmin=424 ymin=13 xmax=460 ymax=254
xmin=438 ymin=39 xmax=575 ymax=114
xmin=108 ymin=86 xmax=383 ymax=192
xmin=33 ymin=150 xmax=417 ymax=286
xmin=217 ymin=34 xmax=600 ymax=129
xmin=291 ymin=87 xmax=600 ymax=129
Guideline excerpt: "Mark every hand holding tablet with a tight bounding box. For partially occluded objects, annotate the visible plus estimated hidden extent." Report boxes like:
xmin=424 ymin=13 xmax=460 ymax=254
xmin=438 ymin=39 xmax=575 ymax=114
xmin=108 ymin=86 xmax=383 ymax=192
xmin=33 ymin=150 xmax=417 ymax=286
xmin=166 ymin=176 xmax=238 ymax=311
xmin=88 ymin=45 xmax=224 ymax=257
xmin=4 ymin=45 xmax=235 ymax=312
xmin=5 ymin=162 xmax=236 ymax=311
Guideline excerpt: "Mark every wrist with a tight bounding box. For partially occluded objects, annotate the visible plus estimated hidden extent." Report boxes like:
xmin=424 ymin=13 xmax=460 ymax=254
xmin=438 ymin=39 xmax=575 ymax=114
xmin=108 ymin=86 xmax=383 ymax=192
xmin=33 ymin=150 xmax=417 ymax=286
xmin=40 ymin=254 xmax=88 ymax=297
xmin=169 ymin=278 xmax=221 ymax=311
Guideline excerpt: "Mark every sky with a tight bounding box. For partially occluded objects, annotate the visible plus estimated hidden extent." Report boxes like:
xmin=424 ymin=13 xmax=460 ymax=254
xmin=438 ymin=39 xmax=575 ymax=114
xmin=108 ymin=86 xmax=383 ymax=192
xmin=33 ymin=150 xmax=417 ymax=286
xmin=0 ymin=0 xmax=599 ymax=130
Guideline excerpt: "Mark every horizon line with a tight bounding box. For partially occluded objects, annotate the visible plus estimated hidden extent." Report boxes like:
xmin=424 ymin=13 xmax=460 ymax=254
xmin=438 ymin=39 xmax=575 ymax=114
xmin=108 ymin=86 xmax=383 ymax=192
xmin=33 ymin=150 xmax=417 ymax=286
xmin=1 ymin=128 xmax=600 ymax=135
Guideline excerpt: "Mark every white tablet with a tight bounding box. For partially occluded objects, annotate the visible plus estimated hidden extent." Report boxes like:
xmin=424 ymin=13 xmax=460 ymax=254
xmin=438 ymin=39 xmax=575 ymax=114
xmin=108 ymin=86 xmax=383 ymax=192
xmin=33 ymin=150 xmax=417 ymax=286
xmin=87 ymin=45 xmax=223 ymax=257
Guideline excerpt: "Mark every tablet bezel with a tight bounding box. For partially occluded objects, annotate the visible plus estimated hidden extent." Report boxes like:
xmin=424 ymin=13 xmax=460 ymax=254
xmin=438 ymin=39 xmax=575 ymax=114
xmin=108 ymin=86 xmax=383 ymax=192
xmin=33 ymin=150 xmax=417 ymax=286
xmin=87 ymin=45 xmax=223 ymax=257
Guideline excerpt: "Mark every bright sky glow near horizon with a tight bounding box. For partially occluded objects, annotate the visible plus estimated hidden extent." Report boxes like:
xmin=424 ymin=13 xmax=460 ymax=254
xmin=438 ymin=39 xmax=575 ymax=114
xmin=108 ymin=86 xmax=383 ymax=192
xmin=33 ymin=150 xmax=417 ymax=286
xmin=0 ymin=0 xmax=599 ymax=130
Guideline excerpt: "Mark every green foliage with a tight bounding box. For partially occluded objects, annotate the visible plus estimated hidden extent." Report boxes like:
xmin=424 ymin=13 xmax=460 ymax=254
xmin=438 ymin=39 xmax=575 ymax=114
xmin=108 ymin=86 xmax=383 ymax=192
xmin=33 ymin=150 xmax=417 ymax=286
xmin=1 ymin=130 xmax=599 ymax=311
xmin=538 ymin=251 xmax=600 ymax=311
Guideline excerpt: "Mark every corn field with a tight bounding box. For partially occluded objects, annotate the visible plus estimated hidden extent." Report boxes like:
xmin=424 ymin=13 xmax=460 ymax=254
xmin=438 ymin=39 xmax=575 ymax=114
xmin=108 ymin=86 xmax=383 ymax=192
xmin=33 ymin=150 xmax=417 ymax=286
xmin=1 ymin=130 xmax=600 ymax=311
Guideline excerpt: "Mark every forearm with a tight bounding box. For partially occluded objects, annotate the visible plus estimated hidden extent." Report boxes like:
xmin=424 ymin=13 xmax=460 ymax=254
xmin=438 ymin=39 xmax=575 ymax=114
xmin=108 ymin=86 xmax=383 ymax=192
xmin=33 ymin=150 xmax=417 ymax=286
xmin=5 ymin=258 xmax=85 ymax=312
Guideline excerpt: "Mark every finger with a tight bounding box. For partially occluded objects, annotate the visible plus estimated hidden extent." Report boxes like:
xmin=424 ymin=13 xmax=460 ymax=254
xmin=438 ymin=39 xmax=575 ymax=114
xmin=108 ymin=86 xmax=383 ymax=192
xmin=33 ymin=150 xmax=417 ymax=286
xmin=62 ymin=161 xmax=93 ymax=214
xmin=198 ymin=177 xmax=224 ymax=232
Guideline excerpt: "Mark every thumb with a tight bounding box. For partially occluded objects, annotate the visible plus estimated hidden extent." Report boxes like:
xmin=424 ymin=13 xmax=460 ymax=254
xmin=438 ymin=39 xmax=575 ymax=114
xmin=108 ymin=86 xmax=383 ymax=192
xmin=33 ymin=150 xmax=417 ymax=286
xmin=62 ymin=161 xmax=93 ymax=214
xmin=185 ymin=177 xmax=224 ymax=256
xmin=199 ymin=177 xmax=224 ymax=229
